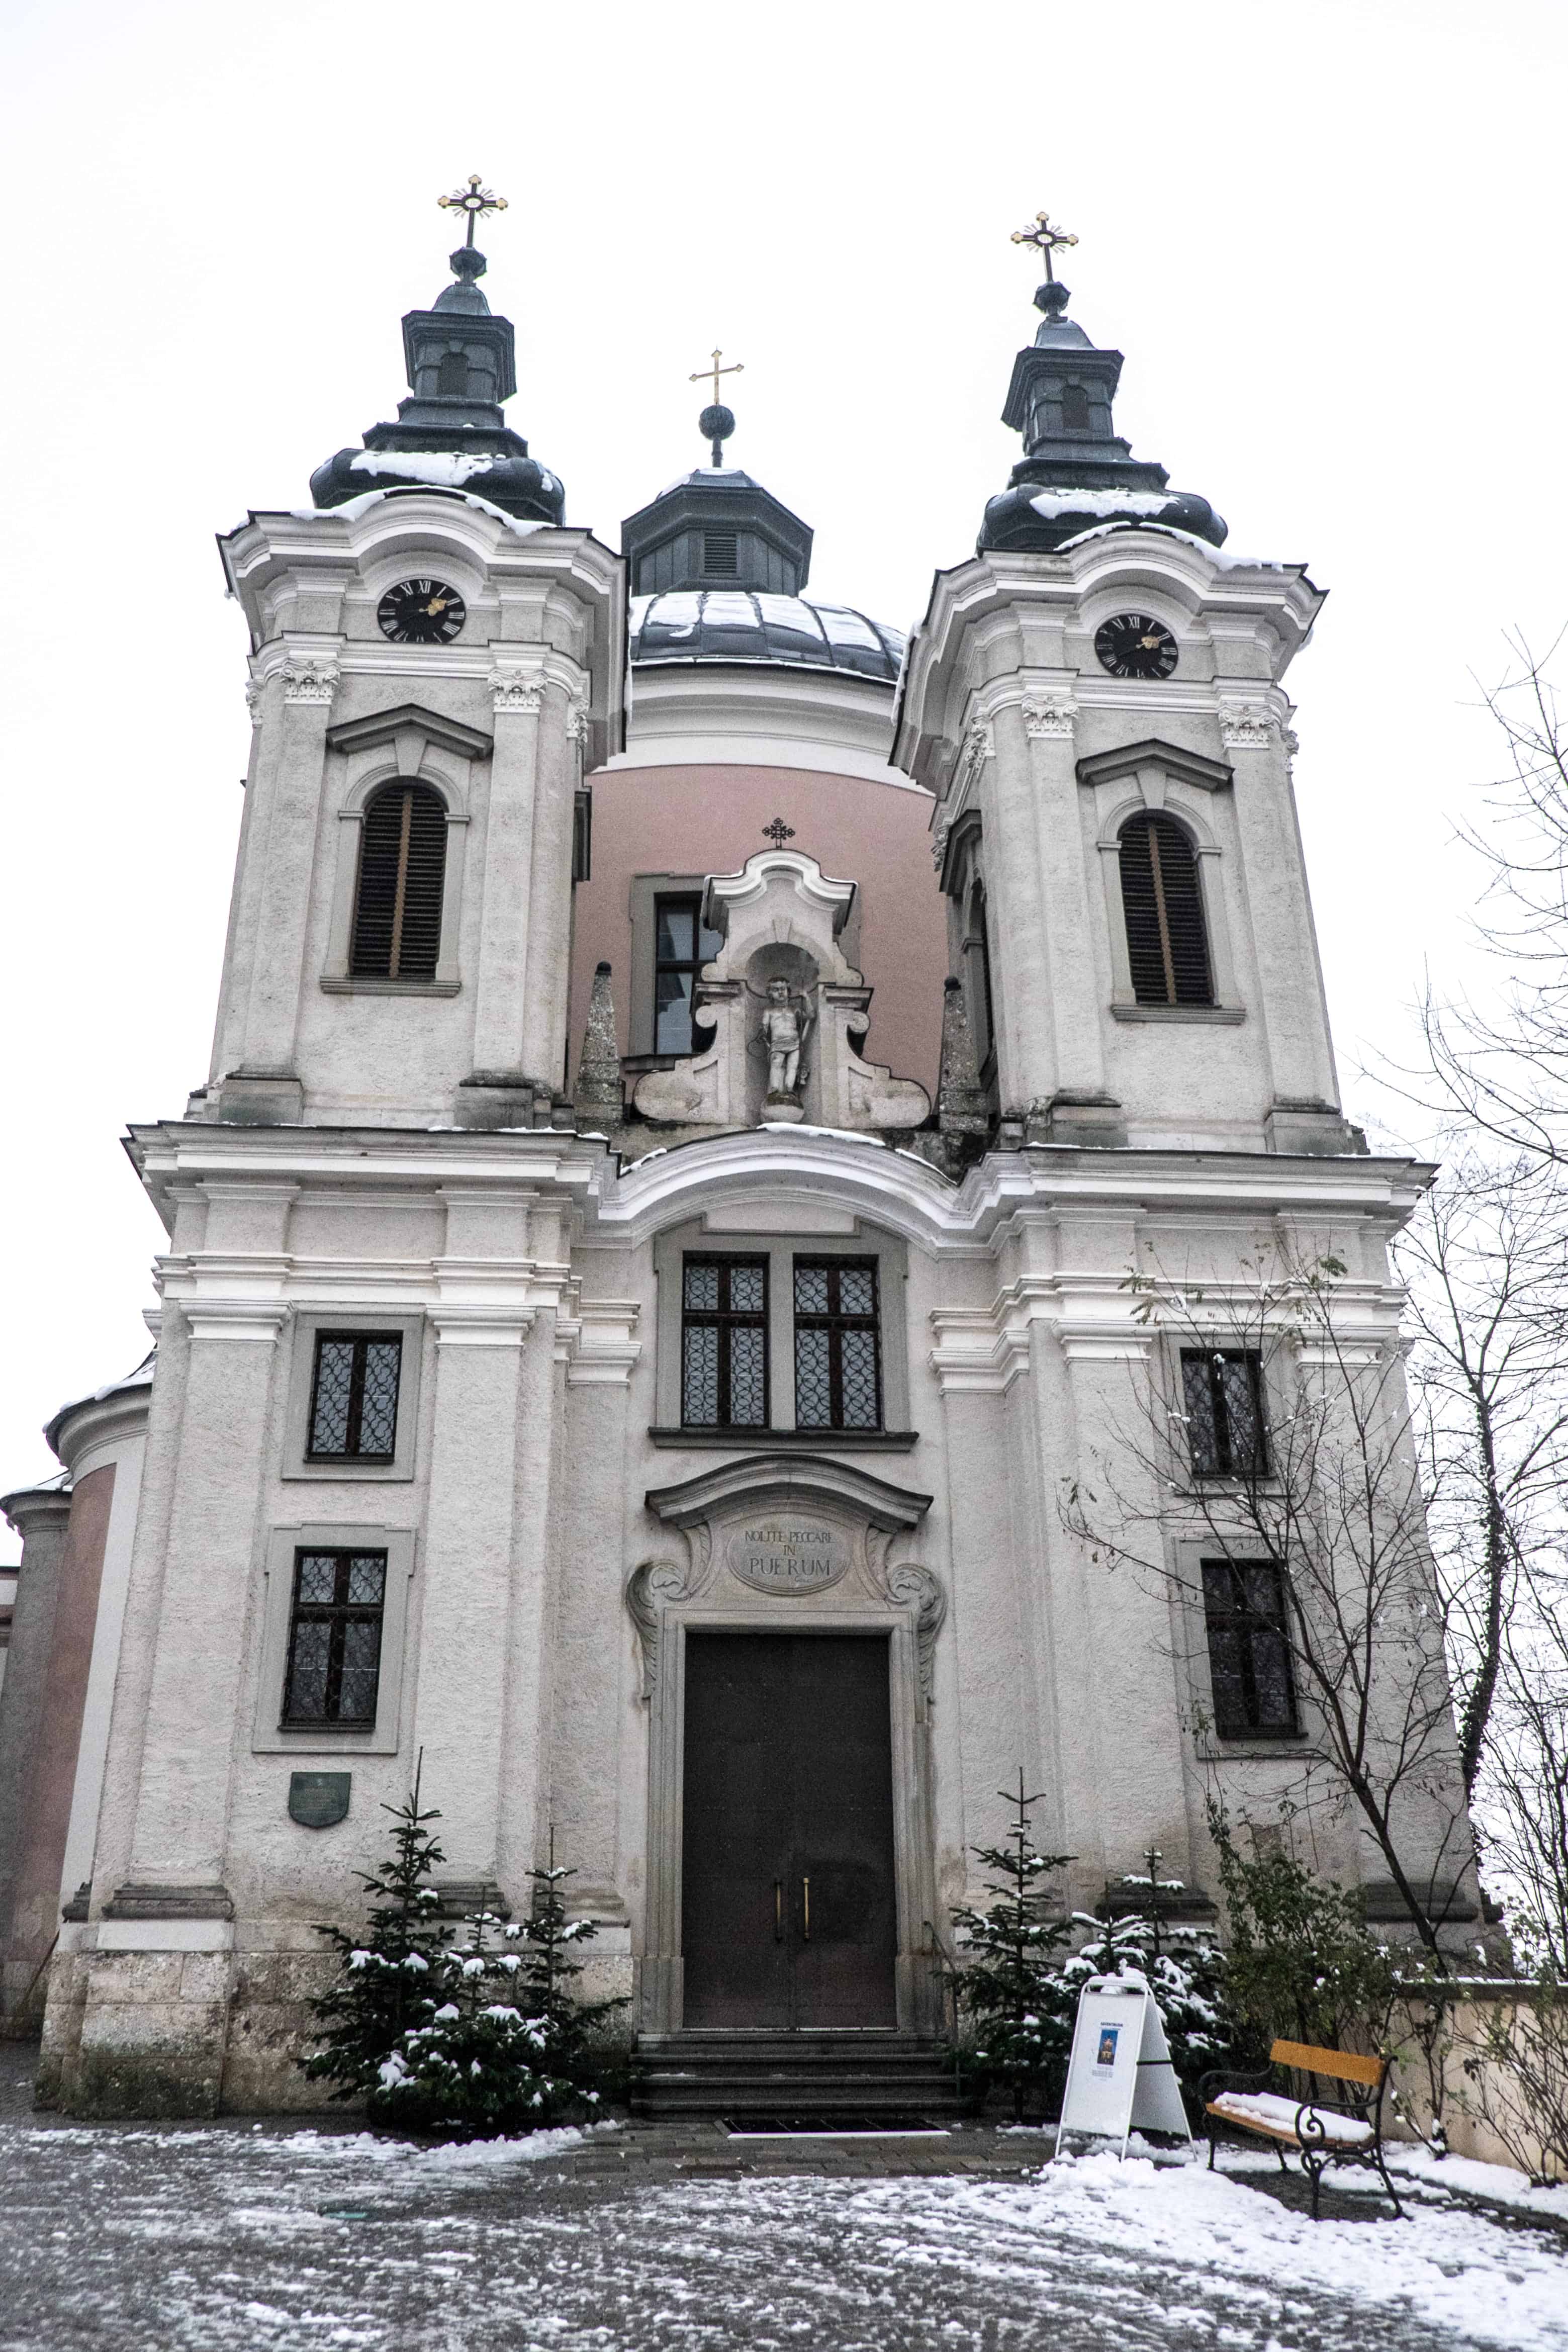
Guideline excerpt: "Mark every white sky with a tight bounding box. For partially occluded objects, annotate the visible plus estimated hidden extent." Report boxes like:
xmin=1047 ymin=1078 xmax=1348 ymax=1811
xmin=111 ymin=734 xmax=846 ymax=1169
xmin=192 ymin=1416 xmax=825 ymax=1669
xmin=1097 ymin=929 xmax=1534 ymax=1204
xmin=1 ymin=0 xmax=1562 ymax=1497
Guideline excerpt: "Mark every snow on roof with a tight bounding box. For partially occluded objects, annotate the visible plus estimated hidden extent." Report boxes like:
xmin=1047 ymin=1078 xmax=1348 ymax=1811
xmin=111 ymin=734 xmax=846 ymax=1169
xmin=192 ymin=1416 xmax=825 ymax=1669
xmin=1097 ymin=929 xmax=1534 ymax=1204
xmin=1030 ymin=488 xmax=1179 ymax=520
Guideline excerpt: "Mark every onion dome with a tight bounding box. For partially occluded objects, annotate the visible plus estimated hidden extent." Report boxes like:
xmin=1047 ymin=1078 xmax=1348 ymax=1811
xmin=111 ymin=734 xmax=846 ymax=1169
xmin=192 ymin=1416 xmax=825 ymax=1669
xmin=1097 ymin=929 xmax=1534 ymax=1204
xmin=622 ymin=384 xmax=903 ymax=678
xmin=311 ymin=177 xmax=563 ymax=524
xmin=978 ymin=219 xmax=1225 ymax=556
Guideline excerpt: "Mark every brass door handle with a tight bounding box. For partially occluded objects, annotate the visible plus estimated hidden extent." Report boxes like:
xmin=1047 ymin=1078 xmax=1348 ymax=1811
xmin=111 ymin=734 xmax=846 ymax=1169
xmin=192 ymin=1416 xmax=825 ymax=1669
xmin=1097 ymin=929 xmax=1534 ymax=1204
xmin=802 ymin=1876 xmax=810 ymax=1942
xmin=774 ymin=1880 xmax=783 ymax=1942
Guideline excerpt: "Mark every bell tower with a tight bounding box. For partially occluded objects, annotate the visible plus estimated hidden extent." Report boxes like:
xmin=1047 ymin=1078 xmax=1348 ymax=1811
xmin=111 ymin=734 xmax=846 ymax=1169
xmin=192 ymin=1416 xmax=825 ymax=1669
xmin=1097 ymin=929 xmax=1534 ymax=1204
xmin=205 ymin=180 xmax=623 ymax=1131
xmin=896 ymin=216 xmax=1360 ymax=1158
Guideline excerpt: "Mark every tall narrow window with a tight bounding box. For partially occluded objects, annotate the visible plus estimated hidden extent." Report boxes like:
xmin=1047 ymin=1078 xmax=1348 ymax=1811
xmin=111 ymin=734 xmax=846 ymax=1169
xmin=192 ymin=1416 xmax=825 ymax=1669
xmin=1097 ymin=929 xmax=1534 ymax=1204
xmin=794 ymin=1258 xmax=882 ymax=1430
xmin=308 ymin=1332 xmax=403 ymax=1461
xmin=653 ymin=895 xmax=721 ymax=1055
xmin=682 ymin=1257 xmax=767 ymax=1428
xmin=1180 ymin=1348 xmax=1268 ymax=1479
xmin=1118 ymin=812 xmax=1213 ymax=1007
xmin=436 ymin=349 xmax=468 ymax=397
xmin=1061 ymin=382 xmax=1091 ymax=432
xmin=283 ymin=1548 xmax=388 ymax=1727
xmin=351 ymin=783 xmax=448 ymax=981
xmin=1202 ymin=1560 xmax=1299 ymax=1738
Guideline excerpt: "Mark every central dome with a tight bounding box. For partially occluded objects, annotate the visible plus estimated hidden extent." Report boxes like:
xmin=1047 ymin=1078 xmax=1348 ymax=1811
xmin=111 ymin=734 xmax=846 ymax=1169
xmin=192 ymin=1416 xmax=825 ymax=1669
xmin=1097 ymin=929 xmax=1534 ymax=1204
xmin=630 ymin=590 xmax=903 ymax=681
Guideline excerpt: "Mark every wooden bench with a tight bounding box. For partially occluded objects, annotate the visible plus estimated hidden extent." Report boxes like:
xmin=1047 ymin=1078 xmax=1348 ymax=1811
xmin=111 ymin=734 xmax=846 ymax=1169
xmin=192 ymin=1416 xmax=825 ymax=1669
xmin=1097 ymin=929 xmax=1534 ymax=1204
xmin=1198 ymin=2038 xmax=1403 ymax=2219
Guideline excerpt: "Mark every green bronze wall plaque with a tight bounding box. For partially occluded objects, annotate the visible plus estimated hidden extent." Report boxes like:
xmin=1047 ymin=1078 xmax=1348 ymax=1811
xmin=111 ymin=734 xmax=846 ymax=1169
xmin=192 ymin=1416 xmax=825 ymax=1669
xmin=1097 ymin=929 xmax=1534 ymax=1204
xmin=289 ymin=1771 xmax=351 ymax=1829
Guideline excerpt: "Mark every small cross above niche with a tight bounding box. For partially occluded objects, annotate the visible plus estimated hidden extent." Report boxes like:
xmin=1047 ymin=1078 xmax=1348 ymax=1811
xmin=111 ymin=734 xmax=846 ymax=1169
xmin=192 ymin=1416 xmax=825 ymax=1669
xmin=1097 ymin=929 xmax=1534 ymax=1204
xmin=762 ymin=818 xmax=795 ymax=847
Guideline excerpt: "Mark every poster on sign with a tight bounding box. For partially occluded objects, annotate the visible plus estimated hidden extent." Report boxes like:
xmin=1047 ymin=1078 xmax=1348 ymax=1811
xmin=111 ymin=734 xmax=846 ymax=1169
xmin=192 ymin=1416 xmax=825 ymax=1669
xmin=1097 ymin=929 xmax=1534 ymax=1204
xmin=1052 ymin=1971 xmax=1192 ymax=2159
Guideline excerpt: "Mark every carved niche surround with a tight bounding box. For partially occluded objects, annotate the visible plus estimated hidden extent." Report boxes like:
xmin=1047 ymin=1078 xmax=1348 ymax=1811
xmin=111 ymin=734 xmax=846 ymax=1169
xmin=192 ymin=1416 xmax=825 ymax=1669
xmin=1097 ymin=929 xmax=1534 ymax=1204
xmin=627 ymin=1453 xmax=945 ymax=2034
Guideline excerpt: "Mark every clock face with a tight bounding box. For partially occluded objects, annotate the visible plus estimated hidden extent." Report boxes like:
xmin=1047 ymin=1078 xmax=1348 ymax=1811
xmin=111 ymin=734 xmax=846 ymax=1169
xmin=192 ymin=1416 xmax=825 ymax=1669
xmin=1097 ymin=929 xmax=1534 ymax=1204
xmin=1094 ymin=612 xmax=1178 ymax=680
xmin=377 ymin=577 xmax=467 ymax=645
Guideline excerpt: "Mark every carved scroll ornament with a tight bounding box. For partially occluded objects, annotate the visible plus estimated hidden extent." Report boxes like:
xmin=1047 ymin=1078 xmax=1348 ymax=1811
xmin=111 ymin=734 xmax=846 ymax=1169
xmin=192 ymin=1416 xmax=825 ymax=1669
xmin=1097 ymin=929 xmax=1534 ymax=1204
xmin=625 ymin=1558 xmax=691 ymax=1699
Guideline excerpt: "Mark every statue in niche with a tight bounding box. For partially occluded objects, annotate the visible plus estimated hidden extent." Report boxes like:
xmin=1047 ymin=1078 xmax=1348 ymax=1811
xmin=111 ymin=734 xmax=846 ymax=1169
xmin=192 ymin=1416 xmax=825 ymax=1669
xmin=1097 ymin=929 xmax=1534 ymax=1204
xmin=759 ymin=976 xmax=813 ymax=1101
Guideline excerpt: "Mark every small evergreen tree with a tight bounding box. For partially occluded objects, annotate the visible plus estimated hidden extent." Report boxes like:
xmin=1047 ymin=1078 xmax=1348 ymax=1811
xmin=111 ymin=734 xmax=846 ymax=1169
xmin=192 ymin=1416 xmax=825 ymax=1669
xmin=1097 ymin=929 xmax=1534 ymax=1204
xmin=372 ymin=1909 xmax=576 ymax=2137
xmin=1045 ymin=1907 xmax=1234 ymax=2107
xmin=1208 ymin=1804 xmax=1398 ymax=2060
xmin=301 ymin=1765 xmax=450 ymax=2104
xmin=950 ymin=1775 xmax=1075 ymax=2120
xmin=513 ymin=1839 xmax=629 ymax=2102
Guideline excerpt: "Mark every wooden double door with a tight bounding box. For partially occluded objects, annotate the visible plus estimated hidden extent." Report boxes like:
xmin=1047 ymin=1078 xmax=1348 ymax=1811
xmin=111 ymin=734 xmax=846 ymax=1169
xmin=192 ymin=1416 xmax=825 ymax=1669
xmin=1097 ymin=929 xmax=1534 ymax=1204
xmin=681 ymin=1632 xmax=898 ymax=2029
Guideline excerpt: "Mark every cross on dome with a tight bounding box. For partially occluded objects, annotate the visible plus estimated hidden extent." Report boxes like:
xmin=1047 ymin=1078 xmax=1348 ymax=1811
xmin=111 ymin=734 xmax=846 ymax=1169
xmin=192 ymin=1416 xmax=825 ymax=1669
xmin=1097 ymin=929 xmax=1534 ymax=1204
xmin=1010 ymin=210 xmax=1077 ymax=282
xmin=437 ymin=173 xmax=509 ymax=249
xmin=690 ymin=348 xmax=745 ymax=468
xmin=691 ymin=347 xmax=744 ymax=406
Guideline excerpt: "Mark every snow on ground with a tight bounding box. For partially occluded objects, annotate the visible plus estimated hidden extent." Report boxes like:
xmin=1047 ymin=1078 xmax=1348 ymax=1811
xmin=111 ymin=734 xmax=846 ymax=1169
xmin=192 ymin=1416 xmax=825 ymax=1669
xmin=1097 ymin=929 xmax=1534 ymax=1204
xmin=2 ymin=2115 xmax=1566 ymax=2351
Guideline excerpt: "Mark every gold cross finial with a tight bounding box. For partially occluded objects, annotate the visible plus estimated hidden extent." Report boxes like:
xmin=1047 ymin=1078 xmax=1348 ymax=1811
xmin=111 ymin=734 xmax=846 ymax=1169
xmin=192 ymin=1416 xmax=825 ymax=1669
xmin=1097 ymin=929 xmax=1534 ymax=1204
xmin=690 ymin=347 xmax=744 ymax=406
xmin=1010 ymin=210 xmax=1078 ymax=283
xmin=437 ymin=173 xmax=508 ymax=250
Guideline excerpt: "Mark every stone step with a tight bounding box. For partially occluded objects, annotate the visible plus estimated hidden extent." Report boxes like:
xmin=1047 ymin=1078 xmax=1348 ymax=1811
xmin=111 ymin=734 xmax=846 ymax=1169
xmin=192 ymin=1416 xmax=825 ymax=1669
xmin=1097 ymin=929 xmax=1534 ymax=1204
xmin=631 ymin=2030 xmax=973 ymax=2118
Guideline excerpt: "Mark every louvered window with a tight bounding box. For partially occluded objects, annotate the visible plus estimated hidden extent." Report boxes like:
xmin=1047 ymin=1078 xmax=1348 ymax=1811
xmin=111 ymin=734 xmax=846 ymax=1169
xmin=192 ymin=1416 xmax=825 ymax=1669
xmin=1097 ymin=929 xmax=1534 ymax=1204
xmin=682 ymin=1256 xmax=768 ymax=1428
xmin=703 ymin=531 xmax=739 ymax=576
xmin=1180 ymin=1348 xmax=1268 ymax=1479
xmin=308 ymin=1332 xmax=403 ymax=1461
xmin=350 ymin=783 xmax=447 ymax=981
xmin=1118 ymin=812 xmax=1213 ymax=1006
xmin=283 ymin=1548 xmax=387 ymax=1727
xmin=1202 ymin=1559 xmax=1299 ymax=1738
xmin=794 ymin=1259 xmax=881 ymax=1430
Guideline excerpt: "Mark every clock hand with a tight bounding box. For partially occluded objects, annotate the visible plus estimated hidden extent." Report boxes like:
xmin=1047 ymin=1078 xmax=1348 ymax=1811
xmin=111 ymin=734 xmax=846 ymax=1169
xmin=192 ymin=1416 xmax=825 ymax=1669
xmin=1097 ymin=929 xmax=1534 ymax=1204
xmin=423 ymin=597 xmax=449 ymax=615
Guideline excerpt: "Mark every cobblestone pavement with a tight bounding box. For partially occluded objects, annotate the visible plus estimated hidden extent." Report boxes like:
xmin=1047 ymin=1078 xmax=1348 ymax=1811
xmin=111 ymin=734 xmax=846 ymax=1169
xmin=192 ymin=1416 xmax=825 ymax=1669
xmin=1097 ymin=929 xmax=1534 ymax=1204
xmin=4 ymin=2045 xmax=1565 ymax=2351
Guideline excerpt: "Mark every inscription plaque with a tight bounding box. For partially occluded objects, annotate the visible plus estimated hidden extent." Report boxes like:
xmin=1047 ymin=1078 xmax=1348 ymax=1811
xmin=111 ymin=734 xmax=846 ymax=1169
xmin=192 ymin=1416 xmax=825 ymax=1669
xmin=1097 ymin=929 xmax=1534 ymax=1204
xmin=727 ymin=1519 xmax=847 ymax=1594
xmin=289 ymin=1771 xmax=351 ymax=1829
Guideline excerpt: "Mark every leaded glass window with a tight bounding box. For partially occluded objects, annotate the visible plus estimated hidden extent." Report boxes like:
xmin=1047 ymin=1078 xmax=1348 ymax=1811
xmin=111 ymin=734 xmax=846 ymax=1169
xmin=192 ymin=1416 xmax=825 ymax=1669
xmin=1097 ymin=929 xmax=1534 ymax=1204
xmin=1180 ymin=1348 xmax=1268 ymax=1479
xmin=283 ymin=1549 xmax=387 ymax=1727
xmin=1201 ymin=1560 xmax=1299 ymax=1738
xmin=308 ymin=1332 xmax=403 ymax=1461
xmin=793 ymin=1258 xmax=881 ymax=1430
xmin=681 ymin=1257 xmax=768 ymax=1428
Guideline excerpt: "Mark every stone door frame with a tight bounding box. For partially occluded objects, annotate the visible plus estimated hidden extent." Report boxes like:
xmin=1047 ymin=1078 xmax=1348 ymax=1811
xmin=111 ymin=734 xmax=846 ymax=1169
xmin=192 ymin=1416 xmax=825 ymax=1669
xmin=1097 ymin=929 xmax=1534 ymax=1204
xmin=630 ymin=1454 xmax=945 ymax=2036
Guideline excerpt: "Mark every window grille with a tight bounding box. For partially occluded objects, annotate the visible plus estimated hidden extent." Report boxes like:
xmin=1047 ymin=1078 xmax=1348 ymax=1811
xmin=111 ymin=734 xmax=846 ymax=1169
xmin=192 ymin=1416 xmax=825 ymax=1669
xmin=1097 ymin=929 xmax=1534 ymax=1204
xmin=1118 ymin=812 xmax=1213 ymax=1007
xmin=308 ymin=1332 xmax=403 ymax=1461
xmin=350 ymin=783 xmax=448 ymax=981
xmin=682 ymin=1257 xmax=768 ymax=1427
xmin=703 ymin=531 xmax=739 ymax=575
xmin=1201 ymin=1559 xmax=1299 ymax=1737
xmin=283 ymin=1549 xmax=388 ymax=1727
xmin=793 ymin=1258 xmax=882 ymax=1430
xmin=1180 ymin=1348 xmax=1268 ymax=1478
xmin=653 ymin=894 xmax=720 ymax=1055
xmin=1061 ymin=382 xmax=1091 ymax=432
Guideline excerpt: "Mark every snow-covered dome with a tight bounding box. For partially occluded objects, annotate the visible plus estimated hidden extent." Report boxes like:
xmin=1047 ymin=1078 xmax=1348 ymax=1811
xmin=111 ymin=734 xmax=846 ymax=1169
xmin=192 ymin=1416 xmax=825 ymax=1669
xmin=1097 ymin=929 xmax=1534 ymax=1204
xmin=630 ymin=590 xmax=904 ymax=682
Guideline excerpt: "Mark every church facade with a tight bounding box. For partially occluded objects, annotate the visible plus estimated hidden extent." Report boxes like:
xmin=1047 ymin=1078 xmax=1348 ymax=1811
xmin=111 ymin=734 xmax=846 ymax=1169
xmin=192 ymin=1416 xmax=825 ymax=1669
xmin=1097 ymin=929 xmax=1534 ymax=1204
xmin=0 ymin=196 xmax=1476 ymax=2114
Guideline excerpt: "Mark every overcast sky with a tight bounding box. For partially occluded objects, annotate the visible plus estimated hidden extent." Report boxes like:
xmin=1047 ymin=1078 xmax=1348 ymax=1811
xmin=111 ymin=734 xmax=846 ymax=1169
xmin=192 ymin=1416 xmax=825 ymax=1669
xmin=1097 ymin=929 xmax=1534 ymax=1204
xmin=1 ymin=0 xmax=1562 ymax=1497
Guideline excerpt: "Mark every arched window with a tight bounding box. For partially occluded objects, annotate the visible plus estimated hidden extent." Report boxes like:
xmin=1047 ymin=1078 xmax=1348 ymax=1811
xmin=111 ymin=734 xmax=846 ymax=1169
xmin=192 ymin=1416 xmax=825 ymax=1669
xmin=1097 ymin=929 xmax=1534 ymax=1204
xmin=1118 ymin=811 xmax=1213 ymax=1006
xmin=1061 ymin=382 xmax=1091 ymax=433
xmin=350 ymin=783 xmax=448 ymax=980
xmin=436 ymin=349 xmax=469 ymax=397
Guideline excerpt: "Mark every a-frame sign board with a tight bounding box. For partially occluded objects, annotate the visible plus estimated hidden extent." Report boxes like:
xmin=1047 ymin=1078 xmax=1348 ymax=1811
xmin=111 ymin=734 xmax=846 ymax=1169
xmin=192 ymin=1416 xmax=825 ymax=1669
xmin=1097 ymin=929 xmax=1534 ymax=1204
xmin=1052 ymin=1971 xmax=1192 ymax=2160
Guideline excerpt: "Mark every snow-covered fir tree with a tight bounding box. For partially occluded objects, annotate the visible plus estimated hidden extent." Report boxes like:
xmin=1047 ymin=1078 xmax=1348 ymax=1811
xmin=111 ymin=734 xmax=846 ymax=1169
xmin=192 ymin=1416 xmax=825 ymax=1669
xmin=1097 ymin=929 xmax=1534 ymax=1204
xmin=950 ymin=1775 xmax=1075 ymax=2119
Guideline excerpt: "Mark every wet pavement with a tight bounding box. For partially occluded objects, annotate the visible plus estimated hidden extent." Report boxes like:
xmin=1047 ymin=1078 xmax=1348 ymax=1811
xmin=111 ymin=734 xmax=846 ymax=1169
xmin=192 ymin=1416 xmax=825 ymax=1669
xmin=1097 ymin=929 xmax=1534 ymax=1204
xmin=3 ymin=2042 xmax=1564 ymax=2351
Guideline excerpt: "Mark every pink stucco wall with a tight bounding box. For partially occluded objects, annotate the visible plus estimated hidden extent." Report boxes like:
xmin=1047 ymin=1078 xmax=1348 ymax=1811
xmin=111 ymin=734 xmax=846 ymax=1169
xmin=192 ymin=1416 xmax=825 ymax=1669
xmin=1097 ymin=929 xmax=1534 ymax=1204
xmin=569 ymin=763 xmax=948 ymax=1101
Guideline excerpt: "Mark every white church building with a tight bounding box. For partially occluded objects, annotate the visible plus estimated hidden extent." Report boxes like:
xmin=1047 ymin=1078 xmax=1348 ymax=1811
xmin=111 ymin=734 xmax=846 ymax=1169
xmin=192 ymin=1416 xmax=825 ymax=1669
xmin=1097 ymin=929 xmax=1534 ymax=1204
xmin=0 ymin=194 xmax=1476 ymax=2115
